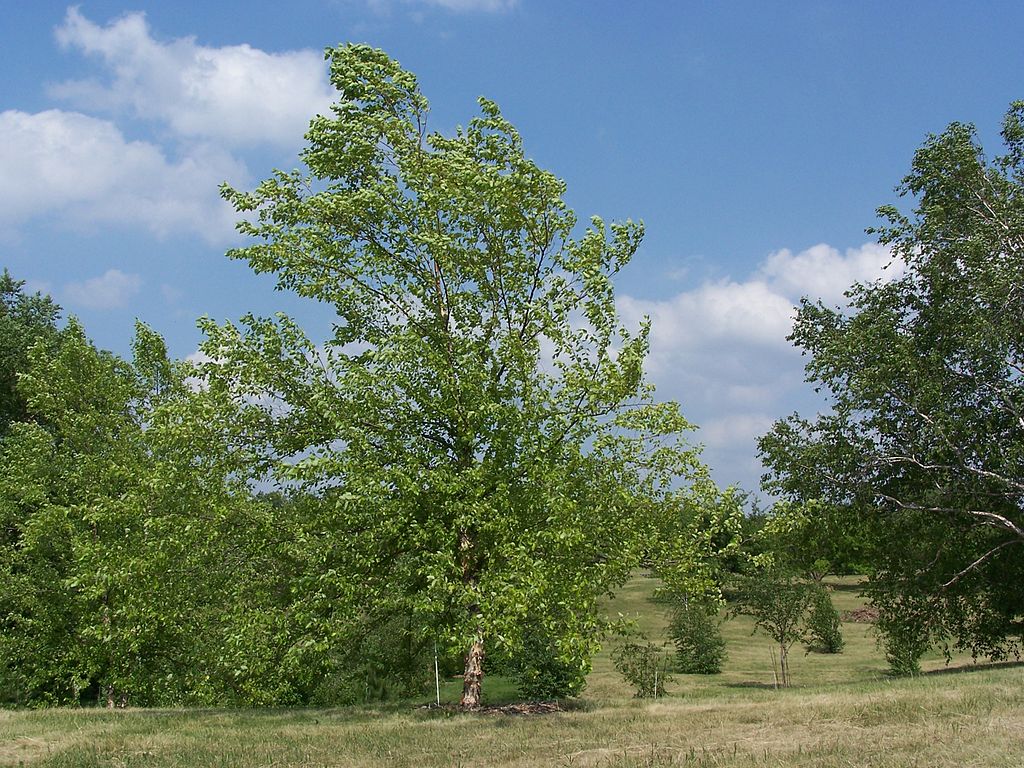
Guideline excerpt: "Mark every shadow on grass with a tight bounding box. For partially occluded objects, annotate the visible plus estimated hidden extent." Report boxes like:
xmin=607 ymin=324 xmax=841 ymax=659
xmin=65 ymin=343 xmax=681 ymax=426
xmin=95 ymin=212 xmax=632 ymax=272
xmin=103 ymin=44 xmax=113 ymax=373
xmin=920 ymin=659 xmax=1024 ymax=678
xmin=38 ymin=690 xmax=594 ymax=726
xmin=723 ymin=681 xmax=780 ymax=690
xmin=827 ymin=581 xmax=866 ymax=593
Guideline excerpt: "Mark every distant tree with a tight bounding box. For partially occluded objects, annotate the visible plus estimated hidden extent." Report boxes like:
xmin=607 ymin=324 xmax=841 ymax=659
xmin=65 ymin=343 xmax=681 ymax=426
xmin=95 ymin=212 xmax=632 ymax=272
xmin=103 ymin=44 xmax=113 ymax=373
xmin=204 ymin=44 xmax=707 ymax=709
xmin=760 ymin=102 xmax=1024 ymax=664
xmin=612 ymin=639 xmax=672 ymax=698
xmin=730 ymin=565 xmax=813 ymax=687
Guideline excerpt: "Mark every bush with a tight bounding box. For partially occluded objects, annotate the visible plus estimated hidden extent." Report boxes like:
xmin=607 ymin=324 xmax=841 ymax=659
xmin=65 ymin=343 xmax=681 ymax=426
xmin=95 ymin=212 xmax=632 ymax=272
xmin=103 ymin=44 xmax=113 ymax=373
xmin=309 ymin=614 xmax=432 ymax=705
xmin=805 ymin=586 xmax=844 ymax=653
xmin=881 ymin=623 xmax=929 ymax=677
xmin=668 ymin=602 xmax=726 ymax=674
xmin=612 ymin=641 xmax=672 ymax=698
xmin=510 ymin=633 xmax=588 ymax=700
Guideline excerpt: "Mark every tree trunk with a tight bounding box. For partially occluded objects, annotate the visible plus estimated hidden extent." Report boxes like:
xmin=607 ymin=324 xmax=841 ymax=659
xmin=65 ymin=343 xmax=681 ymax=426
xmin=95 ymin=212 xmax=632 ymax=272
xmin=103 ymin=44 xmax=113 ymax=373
xmin=779 ymin=643 xmax=789 ymax=688
xmin=460 ymin=634 xmax=485 ymax=709
xmin=457 ymin=519 xmax=485 ymax=709
xmin=101 ymin=591 xmax=121 ymax=709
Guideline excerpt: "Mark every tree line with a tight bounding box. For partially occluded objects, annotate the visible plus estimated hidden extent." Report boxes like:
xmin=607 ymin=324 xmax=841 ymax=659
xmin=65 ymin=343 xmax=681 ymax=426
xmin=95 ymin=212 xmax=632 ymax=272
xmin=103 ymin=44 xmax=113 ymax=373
xmin=1 ymin=46 xmax=737 ymax=709
xmin=2 ymin=44 xmax=1021 ymax=707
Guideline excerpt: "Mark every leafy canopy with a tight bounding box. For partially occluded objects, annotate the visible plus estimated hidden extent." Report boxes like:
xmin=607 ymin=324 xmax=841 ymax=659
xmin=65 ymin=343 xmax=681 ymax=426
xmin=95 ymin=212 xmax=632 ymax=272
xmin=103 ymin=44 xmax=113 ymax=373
xmin=760 ymin=101 xmax=1024 ymax=662
xmin=205 ymin=45 xmax=708 ymax=705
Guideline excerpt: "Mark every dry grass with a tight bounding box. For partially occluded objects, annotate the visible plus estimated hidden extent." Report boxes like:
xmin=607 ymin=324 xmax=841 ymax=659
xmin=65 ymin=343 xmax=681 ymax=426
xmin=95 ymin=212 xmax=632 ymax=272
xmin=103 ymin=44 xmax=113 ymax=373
xmin=4 ymin=574 xmax=1022 ymax=767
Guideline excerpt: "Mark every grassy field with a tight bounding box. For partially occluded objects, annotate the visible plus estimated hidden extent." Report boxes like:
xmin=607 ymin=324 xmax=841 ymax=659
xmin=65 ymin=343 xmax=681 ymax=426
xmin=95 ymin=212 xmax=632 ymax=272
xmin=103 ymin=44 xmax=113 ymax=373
xmin=4 ymin=573 xmax=1023 ymax=767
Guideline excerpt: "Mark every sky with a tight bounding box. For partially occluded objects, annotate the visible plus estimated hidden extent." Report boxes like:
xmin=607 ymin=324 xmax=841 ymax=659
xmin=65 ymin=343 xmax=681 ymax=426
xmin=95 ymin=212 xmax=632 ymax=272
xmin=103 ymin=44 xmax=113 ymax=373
xmin=2 ymin=1 xmax=1022 ymax=496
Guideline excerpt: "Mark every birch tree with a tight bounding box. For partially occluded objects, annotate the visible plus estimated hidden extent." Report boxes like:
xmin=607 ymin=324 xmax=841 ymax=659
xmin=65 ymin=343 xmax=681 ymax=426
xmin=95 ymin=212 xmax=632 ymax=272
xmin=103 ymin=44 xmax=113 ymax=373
xmin=205 ymin=45 xmax=705 ymax=708
xmin=761 ymin=102 xmax=1024 ymax=664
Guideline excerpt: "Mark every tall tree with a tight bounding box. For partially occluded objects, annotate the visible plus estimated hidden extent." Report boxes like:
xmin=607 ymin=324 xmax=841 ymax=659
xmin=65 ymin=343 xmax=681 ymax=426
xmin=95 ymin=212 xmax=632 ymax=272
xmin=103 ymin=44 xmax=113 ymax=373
xmin=760 ymin=102 xmax=1024 ymax=664
xmin=204 ymin=45 xmax=705 ymax=708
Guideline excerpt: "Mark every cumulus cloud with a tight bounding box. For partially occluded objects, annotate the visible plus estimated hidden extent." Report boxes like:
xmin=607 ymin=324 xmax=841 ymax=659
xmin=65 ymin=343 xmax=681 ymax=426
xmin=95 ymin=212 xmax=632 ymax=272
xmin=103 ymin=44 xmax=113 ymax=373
xmin=64 ymin=269 xmax=142 ymax=310
xmin=620 ymin=243 xmax=899 ymax=493
xmin=50 ymin=7 xmax=334 ymax=148
xmin=0 ymin=109 xmax=244 ymax=242
xmin=757 ymin=241 xmax=902 ymax=306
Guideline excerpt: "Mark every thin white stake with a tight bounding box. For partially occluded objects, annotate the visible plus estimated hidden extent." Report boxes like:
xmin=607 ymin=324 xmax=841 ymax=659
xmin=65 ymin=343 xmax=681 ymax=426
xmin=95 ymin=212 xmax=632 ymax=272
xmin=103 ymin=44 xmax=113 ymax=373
xmin=434 ymin=642 xmax=441 ymax=707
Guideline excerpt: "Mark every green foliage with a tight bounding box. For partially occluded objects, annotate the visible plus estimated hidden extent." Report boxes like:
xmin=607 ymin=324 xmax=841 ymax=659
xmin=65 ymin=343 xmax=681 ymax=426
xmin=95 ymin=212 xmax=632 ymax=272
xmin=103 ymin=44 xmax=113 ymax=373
xmin=871 ymin=594 xmax=937 ymax=677
xmin=612 ymin=640 xmax=672 ymax=698
xmin=0 ymin=306 xmax=298 ymax=707
xmin=878 ymin=615 xmax=929 ymax=677
xmin=506 ymin=613 xmax=589 ymax=699
xmin=759 ymin=500 xmax=869 ymax=580
xmin=0 ymin=320 xmax=161 ymax=706
xmin=730 ymin=565 xmax=814 ymax=687
xmin=0 ymin=270 xmax=61 ymax=434
xmin=650 ymin=483 xmax=746 ymax=606
xmin=206 ymin=44 xmax=708 ymax=707
xmin=667 ymin=601 xmax=726 ymax=674
xmin=309 ymin=612 xmax=432 ymax=706
xmin=760 ymin=101 xmax=1024 ymax=663
xmin=805 ymin=586 xmax=844 ymax=654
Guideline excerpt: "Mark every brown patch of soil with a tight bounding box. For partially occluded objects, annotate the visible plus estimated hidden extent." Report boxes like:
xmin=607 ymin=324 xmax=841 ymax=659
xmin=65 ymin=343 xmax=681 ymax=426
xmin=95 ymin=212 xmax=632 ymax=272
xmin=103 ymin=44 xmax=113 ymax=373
xmin=421 ymin=701 xmax=564 ymax=715
xmin=842 ymin=606 xmax=879 ymax=623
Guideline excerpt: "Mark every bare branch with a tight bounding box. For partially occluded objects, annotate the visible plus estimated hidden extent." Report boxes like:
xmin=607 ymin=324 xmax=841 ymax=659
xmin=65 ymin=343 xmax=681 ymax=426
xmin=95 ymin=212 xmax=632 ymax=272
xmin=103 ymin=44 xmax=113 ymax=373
xmin=942 ymin=539 xmax=1021 ymax=588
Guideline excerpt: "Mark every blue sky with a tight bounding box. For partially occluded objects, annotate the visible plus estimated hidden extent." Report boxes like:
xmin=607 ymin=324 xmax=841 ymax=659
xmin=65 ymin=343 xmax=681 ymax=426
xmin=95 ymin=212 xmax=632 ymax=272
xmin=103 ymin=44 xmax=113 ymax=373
xmin=2 ymin=1 xmax=1022 ymax=494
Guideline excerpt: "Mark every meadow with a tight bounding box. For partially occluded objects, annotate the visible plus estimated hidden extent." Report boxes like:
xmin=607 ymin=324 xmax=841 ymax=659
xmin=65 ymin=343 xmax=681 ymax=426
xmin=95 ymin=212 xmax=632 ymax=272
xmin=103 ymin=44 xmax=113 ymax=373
xmin=4 ymin=574 xmax=1022 ymax=767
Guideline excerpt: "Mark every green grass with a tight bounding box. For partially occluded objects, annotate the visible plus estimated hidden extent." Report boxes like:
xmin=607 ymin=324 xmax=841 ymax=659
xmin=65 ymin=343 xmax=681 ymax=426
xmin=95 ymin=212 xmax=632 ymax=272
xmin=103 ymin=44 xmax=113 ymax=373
xmin=4 ymin=573 xmax=1022 ymax=767
xmin=592 ymin=573 xmax=976 ymax=701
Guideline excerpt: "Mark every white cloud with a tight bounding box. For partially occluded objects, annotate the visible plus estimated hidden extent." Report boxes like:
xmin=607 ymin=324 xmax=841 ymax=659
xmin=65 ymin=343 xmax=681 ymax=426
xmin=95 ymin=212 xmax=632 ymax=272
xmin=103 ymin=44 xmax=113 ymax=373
xmin=620 ymin=242 xmax=899 ymax=493
xmin=51 ymin=8 xmax=334 ymax=148
xmin=0 ymin=109 xmax=244 ymax=242
xmin=758 ymin=242 xmax=902 ymax=306
xmin=64 ymin=269 xmax=142 ymax=310
xmin=620 ymin=279 xmax=795 ymax=375
xmin=701 ymin=413 xmax=776 ymax=453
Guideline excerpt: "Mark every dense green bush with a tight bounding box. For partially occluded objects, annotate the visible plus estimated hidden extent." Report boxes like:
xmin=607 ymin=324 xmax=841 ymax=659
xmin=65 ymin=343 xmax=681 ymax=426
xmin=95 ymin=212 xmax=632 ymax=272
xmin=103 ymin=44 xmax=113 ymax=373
xmin=308 ymin=613 xmax=434 ymax=706
xmin=805 ymin=587 xmax=844 ymax=653
xmin=511 ymin=632 xmax=588 ymax=700
xmin=879 ymin=619 xmax=929 ymax=677
xmin=668 ymin=602 xmax=727 ymax=674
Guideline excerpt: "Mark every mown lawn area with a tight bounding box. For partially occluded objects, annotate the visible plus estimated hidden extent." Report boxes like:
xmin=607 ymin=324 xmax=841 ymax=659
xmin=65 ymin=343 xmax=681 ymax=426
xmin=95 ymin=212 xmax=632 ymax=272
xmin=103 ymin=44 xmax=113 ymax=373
xmin=4 ymin=573 xmax=1022 ymax=767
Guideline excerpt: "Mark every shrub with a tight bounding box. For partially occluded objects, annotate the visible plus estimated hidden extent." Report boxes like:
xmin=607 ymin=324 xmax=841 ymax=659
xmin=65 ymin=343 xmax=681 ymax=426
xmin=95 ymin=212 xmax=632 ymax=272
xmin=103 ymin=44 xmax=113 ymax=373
xmin=805 ymin=586 xmax=844 ymax=653
xmin=612 ymin=640 xmax=672 ymax=698
xmin=668 ymin=602 xmax=727 ymax=674
xmin=511 ymin=632 xmax=588 ymax=700
xmin=880 ymin=622 xmax=929 ymax=677
xmin=309 ymin=614 xmax=432 ymax=705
